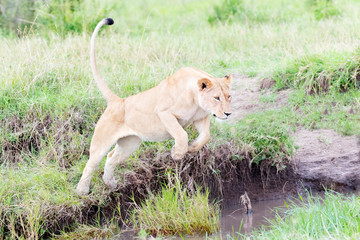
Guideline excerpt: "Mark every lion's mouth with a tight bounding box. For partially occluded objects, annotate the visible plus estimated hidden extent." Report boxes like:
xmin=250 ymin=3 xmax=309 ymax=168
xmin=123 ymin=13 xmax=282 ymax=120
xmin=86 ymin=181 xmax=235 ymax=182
xmin=213 ymin=114 xmax=229 ymax=120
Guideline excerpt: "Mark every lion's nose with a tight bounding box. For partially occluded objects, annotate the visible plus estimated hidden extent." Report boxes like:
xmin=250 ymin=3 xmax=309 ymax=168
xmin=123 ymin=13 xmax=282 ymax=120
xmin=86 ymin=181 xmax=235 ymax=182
xmin=224 ymin=112 xmax=232 ymax=117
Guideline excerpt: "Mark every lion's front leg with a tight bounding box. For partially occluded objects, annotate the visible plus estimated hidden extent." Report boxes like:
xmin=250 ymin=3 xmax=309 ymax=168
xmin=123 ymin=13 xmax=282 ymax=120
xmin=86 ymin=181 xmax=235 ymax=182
xmin=188 ymin=115 xmax=210 ymax=152
xmin=158 ymin=111 xmax=188 ymax=160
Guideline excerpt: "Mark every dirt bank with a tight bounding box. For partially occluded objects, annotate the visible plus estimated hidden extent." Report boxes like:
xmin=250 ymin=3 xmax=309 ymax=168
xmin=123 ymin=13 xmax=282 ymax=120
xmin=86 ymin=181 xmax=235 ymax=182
xmin=293 ymin=129 xmax=360 ymax=190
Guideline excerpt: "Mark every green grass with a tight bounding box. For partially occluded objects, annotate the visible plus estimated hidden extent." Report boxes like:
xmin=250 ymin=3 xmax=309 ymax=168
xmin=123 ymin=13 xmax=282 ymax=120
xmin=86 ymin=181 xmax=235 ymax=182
xmin=131 ymin=173 xmax=220 ymax=237
xmin=234 ymin=88 xmax=360 ymax=139
xmin=211 ymin=114 xmax=295 ymax=169
xmin=252 ymin=191 xmax=360 ymax=239
xmin=0 ymin=163 xmax=81 ymax=238
xmin=274 ymin=48 xmax=360 ymax=93
xmin=286 ymin=89 xmax=360 ymax=135
xmin=1 ymin=0 xmax=360 ymax=238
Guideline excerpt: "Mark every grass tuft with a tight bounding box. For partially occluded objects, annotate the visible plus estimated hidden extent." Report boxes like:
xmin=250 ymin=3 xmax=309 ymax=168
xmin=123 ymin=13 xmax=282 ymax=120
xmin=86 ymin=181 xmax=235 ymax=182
xmin=274 ymin=48 xmax=360 ymax=93
xmin=131 ymin=173 xmax=220 ymax=237
xmin=56 ymin=223 xmax=119 ymax=240
xmin=208 ymin=0 xmax=244 ymax=25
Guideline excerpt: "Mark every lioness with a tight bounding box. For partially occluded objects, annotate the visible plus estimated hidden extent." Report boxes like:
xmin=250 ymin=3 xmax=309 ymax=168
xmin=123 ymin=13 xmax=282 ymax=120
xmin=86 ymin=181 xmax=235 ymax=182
xmin=76 ymin=18 xmax=232 ymax=196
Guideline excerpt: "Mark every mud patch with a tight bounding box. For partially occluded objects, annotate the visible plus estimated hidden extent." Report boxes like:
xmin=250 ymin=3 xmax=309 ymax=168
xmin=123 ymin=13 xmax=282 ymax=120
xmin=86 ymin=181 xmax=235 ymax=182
xmin=293 ymin=129 xmax=360 ymax=189
xmin=259 ymin=78 xmax=276 ymax=90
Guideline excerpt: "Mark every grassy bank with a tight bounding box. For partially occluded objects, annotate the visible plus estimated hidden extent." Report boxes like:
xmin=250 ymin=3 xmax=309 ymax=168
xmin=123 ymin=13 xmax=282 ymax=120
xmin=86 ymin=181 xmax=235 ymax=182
xmin=254 ymin=192 xmax=360 ymax=239
xmin=1 ymin=0 xmax=360 ymax=238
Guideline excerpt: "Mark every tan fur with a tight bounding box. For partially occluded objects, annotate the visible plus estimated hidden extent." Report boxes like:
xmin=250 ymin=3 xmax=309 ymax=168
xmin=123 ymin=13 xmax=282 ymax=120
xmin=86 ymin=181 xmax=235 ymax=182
xmin=76 ymin=18 xmax=232 ymax=196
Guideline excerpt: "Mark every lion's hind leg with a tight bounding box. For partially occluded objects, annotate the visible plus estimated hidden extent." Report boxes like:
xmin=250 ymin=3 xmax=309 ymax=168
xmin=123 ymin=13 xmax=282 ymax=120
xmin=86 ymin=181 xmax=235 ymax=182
xmin=102 ymin=135 xmax=142 ymax=190
xmin=76 ymin=113 xmax=122 ymax=196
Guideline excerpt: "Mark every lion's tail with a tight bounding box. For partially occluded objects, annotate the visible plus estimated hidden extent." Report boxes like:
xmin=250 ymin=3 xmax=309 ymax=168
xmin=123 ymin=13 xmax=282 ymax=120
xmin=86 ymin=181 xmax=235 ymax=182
xmin=90 ymin=18 xmax=118 ymax=103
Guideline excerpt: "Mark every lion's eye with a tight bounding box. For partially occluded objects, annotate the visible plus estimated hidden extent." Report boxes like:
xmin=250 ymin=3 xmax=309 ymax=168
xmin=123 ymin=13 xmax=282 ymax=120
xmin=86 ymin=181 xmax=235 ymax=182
xmin=228 ymin=95 xmax=231 ymax=100
xmin=214 ymin=96 xmax=220 ymax=101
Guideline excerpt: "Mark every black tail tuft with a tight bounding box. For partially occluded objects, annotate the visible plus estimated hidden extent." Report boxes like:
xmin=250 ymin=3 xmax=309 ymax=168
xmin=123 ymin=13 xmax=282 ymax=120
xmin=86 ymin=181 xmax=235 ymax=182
xmin=104 ymin=18 xmax=114 ymax=25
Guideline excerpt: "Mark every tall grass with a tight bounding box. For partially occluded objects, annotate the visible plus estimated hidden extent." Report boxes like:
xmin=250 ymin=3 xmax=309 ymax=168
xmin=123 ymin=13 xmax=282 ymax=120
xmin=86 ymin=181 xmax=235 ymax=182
xmin=310 ymin=0 xmax=342 ymax=20
xmin=0 ymin=164 xmax=82 ymax=239
xmin=2 ymin=5 xmax=360 ymax=114
xmin=0 ymin=0 xmax=218 ymax=37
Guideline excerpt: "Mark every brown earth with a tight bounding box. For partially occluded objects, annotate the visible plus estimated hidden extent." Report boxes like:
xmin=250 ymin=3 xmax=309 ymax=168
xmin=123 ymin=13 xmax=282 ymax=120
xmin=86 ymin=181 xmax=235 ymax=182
xmin=293 ymin=129 xmax=360 ymax=189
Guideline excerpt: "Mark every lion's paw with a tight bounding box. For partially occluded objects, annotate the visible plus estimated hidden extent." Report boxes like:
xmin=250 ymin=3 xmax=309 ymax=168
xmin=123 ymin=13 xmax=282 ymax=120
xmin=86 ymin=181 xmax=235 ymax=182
xmin=188 ymin=142 xmax=200 ymax=152
xmin=76 ymin=184 xmax=90 ymax=196
xmin=171 ymin=146 xmax=187 ymax=160
xmin=103 ymin=176 xmax=117 ymax=191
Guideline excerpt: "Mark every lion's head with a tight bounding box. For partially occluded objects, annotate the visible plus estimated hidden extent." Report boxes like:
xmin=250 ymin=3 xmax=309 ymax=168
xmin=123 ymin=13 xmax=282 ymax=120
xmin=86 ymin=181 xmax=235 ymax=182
xmin=197 ymin=74 xmax=232 ymax=120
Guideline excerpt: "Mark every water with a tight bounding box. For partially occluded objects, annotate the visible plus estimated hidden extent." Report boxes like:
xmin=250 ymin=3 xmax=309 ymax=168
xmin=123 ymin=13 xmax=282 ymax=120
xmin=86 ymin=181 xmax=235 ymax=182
xmin=171 ymin=198 xmax=287 ymax=240
xmin=219 ymin=198 xmax=286 ymax=235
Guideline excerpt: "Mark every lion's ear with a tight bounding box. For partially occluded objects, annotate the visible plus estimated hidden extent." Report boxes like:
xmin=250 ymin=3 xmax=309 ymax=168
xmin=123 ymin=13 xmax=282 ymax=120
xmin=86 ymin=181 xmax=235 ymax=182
xmin=197 ymin=78 xmax=213 ymax=91
xmin=224 ymin=74 xmax=231 ymax=84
